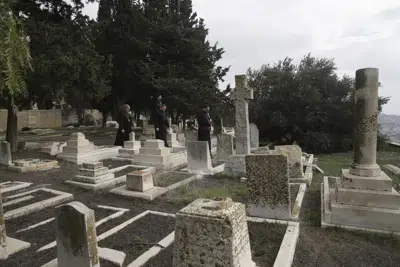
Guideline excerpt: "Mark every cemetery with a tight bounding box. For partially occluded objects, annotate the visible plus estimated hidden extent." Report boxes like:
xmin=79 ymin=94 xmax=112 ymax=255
xmin=0 ymin=69 xmax=399 ymax=267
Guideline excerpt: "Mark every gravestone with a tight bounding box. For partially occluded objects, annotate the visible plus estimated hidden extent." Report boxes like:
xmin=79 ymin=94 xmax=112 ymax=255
xmin=56 ymin=202 xmax=100 ymax=267
xmin=0 ymin=141 xmax=11 ymax=166
xmin=216 ymin=134 xmax=234 ymax=160
xmin=41 ymin=142 xmax=66 ymax=156
xmin=230 ymin=75 xmax=253 ymax=154
xmin=249 ymin=123 xmax=259 ymax=149
xmin=246 ymin=154 xmax=291 ymax=220
xmin=275 ymin=145 xmax=303 ymax=178
xmin=118 ymin=132 xmax=141 ymax=158
xmin=322 ymin=68 xmax=400 ymax=232
xmin=166 ymin=132 xmax=178 ymax=147
xmin=186 ymin=141 xmax=212 ymax=172
xmin=126 ymin=170 xmax=154 ymax=192
xmin=173 ymin=198 xmax=256 ymax=267
xmin=133 ymin=139 xmax=172 ymax=169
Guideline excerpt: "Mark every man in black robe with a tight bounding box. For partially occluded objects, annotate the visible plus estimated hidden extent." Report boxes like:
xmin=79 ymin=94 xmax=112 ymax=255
xmin=114 ymin=104 xmax=133 ymax=147
xmin=154 ymin=104 xmax=170 ymax=147
xmin=196 ymin=104 xmax=212 ymax=155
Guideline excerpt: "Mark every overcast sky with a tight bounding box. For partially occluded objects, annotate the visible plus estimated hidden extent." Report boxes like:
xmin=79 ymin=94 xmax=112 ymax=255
xmin=81 ymin=0 xmax=400 ymax=115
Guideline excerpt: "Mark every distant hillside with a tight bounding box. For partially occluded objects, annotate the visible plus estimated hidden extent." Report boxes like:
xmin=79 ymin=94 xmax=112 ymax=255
xmin=379 ymin=114 xmax=400 ymax=141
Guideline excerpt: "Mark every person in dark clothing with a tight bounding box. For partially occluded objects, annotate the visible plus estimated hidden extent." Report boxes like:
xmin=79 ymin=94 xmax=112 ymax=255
xmin=196 ymin=104 xmax=213 ymax=155
xmin=154 ymin=104 xmax=170 ymax=147
xmin=114 ymin=104 xmax=133 ymax=147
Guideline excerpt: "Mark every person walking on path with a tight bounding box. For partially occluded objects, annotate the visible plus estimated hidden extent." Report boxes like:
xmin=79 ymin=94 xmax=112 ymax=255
xmin=114 ymin=104 xmax=133 ymax=147
xmin=196 ymin=104 xmax=213 ymax=155
xmin=154 ymin=104 xmax=170 ymax=147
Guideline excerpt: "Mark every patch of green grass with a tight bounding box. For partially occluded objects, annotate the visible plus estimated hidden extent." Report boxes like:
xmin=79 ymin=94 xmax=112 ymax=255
xmin=164 ymin=179 xmax=248 ymax=206
xmin=153 ymin=172 xmax=192 ymax=187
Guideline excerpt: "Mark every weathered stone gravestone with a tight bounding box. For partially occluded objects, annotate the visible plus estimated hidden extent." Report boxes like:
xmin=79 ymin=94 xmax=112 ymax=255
xmin=8 ymin=158 xmax=59 ymax=172
xmin=231 ymin=75 xmax=253 ymax=155
xmin=0 ymin=141 xmax=11 ymax=166
xmin=216 ymin=134 xmax=234 ymax=160
xmin=186 ymin=141 xmax=212 ymax=173
xmin=223 ymin=75 xmax=254 ymax=177
xmin=166 ymin=132 xmax=178 ymax=147
xmin=322 ymin=68 xmax=400 ymax=233
xmin=249 ymin=123 xmax=259 ymax=149
xmin=173 ymin=198 xmax=256 ymax=267
xmin=274 ymin=145 xmax=303 ymax=178
xmin=55 ymin=202 xmax=100 ymax=267
xmin=126 ymin=170 xmax=154 ymax=192
xmin=246 ymin=154 xmax=291 ymax=220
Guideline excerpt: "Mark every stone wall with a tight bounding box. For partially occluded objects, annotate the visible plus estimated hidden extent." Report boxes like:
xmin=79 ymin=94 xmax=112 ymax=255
xmin=0 ymin=109 xmax=62 ymax=131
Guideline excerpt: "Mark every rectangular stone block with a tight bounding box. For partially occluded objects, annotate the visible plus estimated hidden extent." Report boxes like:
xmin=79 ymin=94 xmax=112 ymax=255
xmin=330 ymin=202 xmax=400 ymax=232
xmin=126 ymin=170 xmax=154 ymax=192
xmin=79 ymin=167 xmax=109 ymax=177
xmin=336 ymin=187 xmax=400 ymax=209
xmin=68 ymin=132 xmax=87 ymax=141
xmin=216 ymin=134 xmax=233 ymax=160
xmin=134 ymin=154 xmax=168 ymax=165
xmin=184 ymin=131 xmax=197 ymax=142
xmin=73 ymin=173 xmax=115 ymax=184
xmin=341 ymin=169 xmax=392 ymax=191
xmin=139 ymin=147 xmax=169 ymax=156
xmin=82 ymin=162 xmax=103 ymax=170
xmin=56 ymin=202 xmax=100 ymax=267
xmin=173 ymin=198 xmax=255 ymax=267
xmin=246 ymin=154 xmax=291 ymax=220
xmin=186 ymin=141 xmax=212 ymax=171
xmin=249 ymin=123 xmax=259 ymax=149
xmin=124 ymin=140 xmax=141 ymax=150
xmin=0 ymin=141 xmax=11 ymax=166
xmin=67 ymin=139 xmax=90 ymax=147
xmin=63 ymin=145 xmax=94 ymax=154
xmin=143 ymin=139 xmax=164 ymax=149
xmin=275 ymin=145 xmax=303 ymax=178
xmin=167 ymin=133 xmax=178 ymax=147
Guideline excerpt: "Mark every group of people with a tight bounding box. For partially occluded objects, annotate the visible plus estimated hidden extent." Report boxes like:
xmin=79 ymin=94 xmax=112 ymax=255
xmin=114 ymin=103 xmax=213 ymax=155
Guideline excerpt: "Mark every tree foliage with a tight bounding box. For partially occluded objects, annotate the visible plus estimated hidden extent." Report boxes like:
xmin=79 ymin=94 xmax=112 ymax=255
xmin=247 ymin=54 xmax=390 ymax=153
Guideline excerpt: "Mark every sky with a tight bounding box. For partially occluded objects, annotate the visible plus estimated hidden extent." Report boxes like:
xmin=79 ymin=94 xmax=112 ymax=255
xmin=81 ymin=0 xmax=400 ymax=115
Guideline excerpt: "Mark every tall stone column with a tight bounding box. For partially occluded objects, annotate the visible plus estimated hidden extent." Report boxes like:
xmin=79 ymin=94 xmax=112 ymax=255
xmin=349 ymin=68 xmax=381 ymax=177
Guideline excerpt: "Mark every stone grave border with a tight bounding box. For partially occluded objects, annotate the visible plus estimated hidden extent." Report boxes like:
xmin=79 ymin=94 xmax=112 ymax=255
xmin=110 ymin=172 xmax=202 ymax=201
xmin=36 ymin=204 xmax=130 ymax=261
xmin=65 ymin=164 xmax=155 ymax=192
xmin=57 ymin=145 xmax=121 ymax=165
xmin=290 ymin=153 xmax=314 ymax=185
xmin=0 ymin=181 xmax=32 ymax=193
xmin=8 ymin=159 xmax=59 ymax=173
xmin=180 ymin=163 xmax=225 ymax=175
xmin=69 ymin=209 xmax=299 ymax=267
xmin=321 ymin=176 xmax=400 ymax=235
xmin=3 ymin=188 xmax=73 ymax=220
xmin=290 ymin=183 xmax=307 ymax=221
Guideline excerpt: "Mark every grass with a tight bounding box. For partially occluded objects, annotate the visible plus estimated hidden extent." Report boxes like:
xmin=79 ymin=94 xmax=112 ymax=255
xmin=153 ymin=172 xmax=193 ymax=187
xmin=162 ymin=176 xmax=248 ymax=206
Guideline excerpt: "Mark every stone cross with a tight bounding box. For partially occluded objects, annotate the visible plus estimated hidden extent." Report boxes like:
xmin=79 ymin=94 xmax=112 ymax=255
xmin=230 ymin=75 xmax=254 ymax=154
xmin=350 ymin=68 xmax=381 ymax=177
xmin=56 ymin=202 xmax=100 ymax=267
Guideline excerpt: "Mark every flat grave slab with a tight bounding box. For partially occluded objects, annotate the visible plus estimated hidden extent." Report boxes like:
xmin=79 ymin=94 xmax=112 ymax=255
xmin=3 ymin=188 xmax=73 ymax=220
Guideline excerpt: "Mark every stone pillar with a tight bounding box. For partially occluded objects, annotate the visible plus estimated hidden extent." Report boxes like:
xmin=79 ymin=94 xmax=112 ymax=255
xmin=349 ymin=68 xmax=381 ymax=177
xmin=0 ymin=191 xmax=8 ymax=259
xmin=230 ymin=75 xmax=254 ymax=155
xmin=0 ymin=141 xmax=12 ymax=166
xmin=172 ymin=198 xmax=255 ymax=267
xmin=56 ymin=202 xmax=100 ymax=267
xmin=216 ymin=134 xmax=234 ymax=160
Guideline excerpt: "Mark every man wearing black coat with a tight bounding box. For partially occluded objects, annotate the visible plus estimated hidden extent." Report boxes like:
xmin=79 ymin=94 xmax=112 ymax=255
xmin=114 ymin=104 xmax=133 ymax=147
xmin=154 ymin=104 xmax=170 ymax=147
xmin=196 ymin=104 xmax=212 ymax=155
